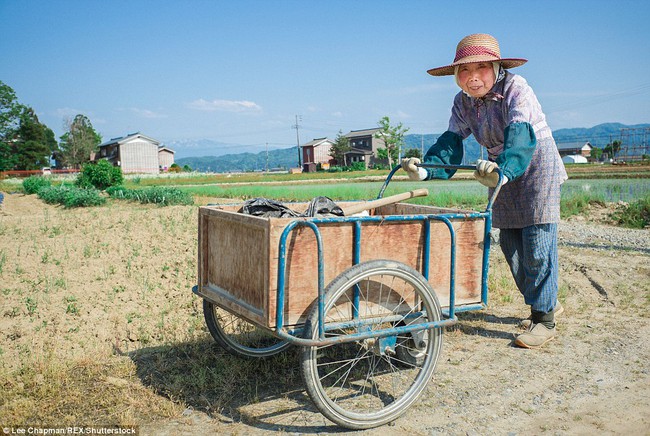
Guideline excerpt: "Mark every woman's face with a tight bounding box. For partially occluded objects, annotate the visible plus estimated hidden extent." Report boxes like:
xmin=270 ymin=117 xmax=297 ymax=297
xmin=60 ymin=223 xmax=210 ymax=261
xmin=457 ymin=62 xmax=496 ymax=98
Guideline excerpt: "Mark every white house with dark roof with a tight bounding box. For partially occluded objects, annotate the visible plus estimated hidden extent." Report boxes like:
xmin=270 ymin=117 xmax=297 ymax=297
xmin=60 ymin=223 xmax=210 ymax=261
xmin=96 ymin=132 xmax=174 ymax=174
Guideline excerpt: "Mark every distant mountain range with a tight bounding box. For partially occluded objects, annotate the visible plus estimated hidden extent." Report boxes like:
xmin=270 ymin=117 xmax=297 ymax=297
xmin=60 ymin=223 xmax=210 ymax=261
xmin=175 ymin=123 xmax=650 ymax=173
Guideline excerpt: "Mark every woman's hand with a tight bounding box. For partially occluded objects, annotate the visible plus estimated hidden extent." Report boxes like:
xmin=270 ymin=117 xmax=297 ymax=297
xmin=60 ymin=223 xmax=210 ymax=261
xmin=473 ymin=159 xmax=508 ymax=187
xmin=401 ymin=158 xmax=423 ymax=181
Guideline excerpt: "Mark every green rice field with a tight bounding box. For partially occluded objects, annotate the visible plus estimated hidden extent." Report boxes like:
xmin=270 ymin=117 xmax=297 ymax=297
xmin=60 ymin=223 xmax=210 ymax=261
xmin=178 ymin=178 xmax=650 ymax=207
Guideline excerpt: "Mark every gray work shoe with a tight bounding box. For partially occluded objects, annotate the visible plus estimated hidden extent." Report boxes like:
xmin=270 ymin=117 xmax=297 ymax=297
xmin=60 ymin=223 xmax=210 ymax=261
xmin=514 ymin=322 xmax=556 ymax=349
xmin=518 ymin=301 xmax=564 ymax=330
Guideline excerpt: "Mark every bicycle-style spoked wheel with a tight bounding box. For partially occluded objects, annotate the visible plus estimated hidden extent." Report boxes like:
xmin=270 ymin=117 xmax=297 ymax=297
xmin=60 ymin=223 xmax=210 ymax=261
xmin=203 ymin=300 xmax=291 ymax=358
xmin=300 ymin=260 xmax=443 ymax=429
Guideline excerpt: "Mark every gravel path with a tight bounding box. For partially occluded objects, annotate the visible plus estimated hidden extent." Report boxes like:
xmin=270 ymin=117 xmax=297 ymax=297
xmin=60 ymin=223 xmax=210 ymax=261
xmin=558 ymin=220 xmax=650 ymax=253
xmin=491 ymin=220 xmax=650 ymax=254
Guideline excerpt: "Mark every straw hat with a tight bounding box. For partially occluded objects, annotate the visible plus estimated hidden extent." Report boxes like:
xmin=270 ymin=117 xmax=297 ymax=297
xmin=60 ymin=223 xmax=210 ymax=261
xmin=427 ymin=33 xmax=527 ymax=76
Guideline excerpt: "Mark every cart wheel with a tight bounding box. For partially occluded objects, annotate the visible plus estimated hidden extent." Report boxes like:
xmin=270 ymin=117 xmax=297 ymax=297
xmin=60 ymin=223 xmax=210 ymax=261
xmin=203 ymin=300 xmax=291 ymax=358
xmin=300 ymin=260 xmax=442 ymax=430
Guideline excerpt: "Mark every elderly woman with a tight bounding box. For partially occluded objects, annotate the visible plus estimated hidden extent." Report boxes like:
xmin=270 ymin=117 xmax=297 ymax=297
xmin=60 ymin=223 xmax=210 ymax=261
xmin=402 ymin=33 xmax=567 ymax=349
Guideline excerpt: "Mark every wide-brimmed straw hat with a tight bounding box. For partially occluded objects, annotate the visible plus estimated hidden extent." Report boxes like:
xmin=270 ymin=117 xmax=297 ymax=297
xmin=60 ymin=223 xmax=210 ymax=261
xmin=427 ymin=33 xmax=527 ymax=76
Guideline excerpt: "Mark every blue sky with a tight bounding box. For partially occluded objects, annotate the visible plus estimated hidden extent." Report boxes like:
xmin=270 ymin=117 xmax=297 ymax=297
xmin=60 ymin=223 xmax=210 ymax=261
xmin=2 ymin=0 xmax=649 ymax=157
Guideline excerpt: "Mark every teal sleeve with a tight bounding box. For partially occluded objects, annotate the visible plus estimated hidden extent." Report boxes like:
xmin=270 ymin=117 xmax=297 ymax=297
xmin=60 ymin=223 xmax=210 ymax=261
xmin=496 ymin=122 xmax=537 ymax=181
xmin=422 ymin=131 xmax=464 ymax=180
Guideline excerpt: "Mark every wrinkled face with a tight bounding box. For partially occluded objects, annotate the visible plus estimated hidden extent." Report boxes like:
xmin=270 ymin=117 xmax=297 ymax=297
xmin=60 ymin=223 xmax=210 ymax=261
xmin=457 ymin=62 xmax=496 ymax=98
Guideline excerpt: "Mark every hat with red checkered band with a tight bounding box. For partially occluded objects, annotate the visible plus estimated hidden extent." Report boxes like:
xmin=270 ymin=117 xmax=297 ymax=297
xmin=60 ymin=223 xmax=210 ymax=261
xmin=427 ymin=33 xmax=527 ymax=76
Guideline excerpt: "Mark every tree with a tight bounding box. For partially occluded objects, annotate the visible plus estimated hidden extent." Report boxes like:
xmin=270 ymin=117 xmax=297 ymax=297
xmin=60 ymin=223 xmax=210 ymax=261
xmin=330 ymin=130 xmax=351 ymax=166
xmin=0 ymin=81 xmax=23 ymax=171
xmin=374 ymin=116 xmax=409 ymax=167
xmin=590 ymin=147 xmax=603 ymax=162
xmin=13 ymin=107 xmax=57 ymax=170
xmin=404 ymin=148 xmax=422 ymax=159
xmin=59 ymin=114 xmax=102 ymax=169
xmin=0 ymin=82 xmax=57 ymax=170
xmin=604 ymin=140 xmax=622 ymax=160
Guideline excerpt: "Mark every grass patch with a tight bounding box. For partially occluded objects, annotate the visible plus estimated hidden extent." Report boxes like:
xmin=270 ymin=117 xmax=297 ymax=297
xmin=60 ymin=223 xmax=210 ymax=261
xmin=0 ymin=350 xmax=180 ymax=425
xmin=560 ymin=192 xmax=607 ymax=219
xmin=611 ymin=195 xmax=650 ymax=228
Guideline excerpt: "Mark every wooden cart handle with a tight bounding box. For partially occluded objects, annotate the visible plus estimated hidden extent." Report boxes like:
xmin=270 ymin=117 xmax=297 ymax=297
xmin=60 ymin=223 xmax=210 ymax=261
xmin=340 ymin=188 xmax=429 ymax=216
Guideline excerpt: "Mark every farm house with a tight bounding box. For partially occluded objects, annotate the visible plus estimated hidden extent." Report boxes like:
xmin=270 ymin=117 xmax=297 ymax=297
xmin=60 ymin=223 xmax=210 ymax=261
xmin=300 ymin=137 xmax=334 ymax=172
xmin=96 ymin=132 xmax=174 ymax=174
xmin=344 ymin=128 xmax=386 ymax=169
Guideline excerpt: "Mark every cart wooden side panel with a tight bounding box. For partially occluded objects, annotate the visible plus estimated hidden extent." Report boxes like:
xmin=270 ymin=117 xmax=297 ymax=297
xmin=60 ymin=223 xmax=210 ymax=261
xmin=198 ymin=207 xmax=271 ymax=327
xmin=197 ymin=202 xmax=486 ymax=329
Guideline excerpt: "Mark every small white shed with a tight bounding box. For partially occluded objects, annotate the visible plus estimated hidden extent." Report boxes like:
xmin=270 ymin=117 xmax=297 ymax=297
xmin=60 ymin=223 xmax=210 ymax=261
xmin=562 ymin=154 xmax=588 ymax=164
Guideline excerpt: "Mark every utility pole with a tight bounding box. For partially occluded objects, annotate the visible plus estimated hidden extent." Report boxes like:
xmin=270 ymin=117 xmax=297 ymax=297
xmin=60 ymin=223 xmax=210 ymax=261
xmin=292 ymin=115 xmax=302 ymax=169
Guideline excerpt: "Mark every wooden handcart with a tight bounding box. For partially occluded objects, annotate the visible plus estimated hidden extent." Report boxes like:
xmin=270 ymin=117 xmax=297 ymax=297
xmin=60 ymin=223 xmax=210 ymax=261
xmin=192 ymin=164 xmax=504 ymax=429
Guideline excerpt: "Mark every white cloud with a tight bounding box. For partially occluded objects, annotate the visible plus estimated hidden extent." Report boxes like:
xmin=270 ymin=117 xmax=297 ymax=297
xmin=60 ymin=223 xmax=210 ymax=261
xmin=129 ymin=108 xmax=167 ymax=119
xmin=187 ymin=98 xmax=262 ymax=113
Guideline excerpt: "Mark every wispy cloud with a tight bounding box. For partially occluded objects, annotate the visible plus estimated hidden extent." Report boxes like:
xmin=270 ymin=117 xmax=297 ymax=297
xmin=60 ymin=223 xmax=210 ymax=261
xmin=129 ymin=108 xmax=168 ymax=119
xmin=187 ymin=98 xmax=262 ymax=113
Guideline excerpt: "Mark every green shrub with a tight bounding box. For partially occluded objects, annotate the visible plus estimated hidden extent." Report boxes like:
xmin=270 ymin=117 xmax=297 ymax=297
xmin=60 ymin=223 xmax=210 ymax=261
xmin=38 ymin=186 xmax=70 ymax=205
xmin=38 ymin=185 xmax=106 ymax=208
xmin=76 ymin=160 xmax=124 ymax=190
xmin=105 ymin=185 xmax=129 ymax=198
xmin=22 ymin=176 xmax=51 ymax=194
xmin=63 ymin=188 xmax=106 ymax=208
xmin=350 ymin=162 xmax=366 ymax=171
xmin=612 ymin=195 xmax=650 ymax=229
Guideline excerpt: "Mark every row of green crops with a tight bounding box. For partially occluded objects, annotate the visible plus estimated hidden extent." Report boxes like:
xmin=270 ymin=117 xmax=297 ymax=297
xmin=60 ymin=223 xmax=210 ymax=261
xmin=20 ymin=176 xmax=194 ymax=208
xmin=107 ymin=186 xmax=193 ymax=206
xmin=38 ymin=185 xmax=106 ymax=208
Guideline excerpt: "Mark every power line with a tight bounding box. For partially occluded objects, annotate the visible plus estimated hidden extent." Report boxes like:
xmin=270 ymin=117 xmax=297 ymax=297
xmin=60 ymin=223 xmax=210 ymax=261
xmin=545 ymin=83 xmax=650 ymax=114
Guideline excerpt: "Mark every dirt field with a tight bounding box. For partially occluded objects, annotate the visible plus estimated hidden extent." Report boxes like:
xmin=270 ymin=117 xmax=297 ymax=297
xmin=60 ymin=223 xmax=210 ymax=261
xmin=1 ymin=193 xmax=649 ymax=435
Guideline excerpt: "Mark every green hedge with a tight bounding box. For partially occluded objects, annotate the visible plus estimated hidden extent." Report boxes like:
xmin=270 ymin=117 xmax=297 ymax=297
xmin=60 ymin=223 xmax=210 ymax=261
xmin=38 ymin=185 xmax=106 ymax=208
xmin=22 ymin=176 xmax=51 ymax=194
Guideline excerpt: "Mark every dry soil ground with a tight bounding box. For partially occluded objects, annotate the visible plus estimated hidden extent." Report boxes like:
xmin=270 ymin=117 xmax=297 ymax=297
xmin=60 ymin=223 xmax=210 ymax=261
xmin=1 ymin=193 xmax=649 ymax=435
